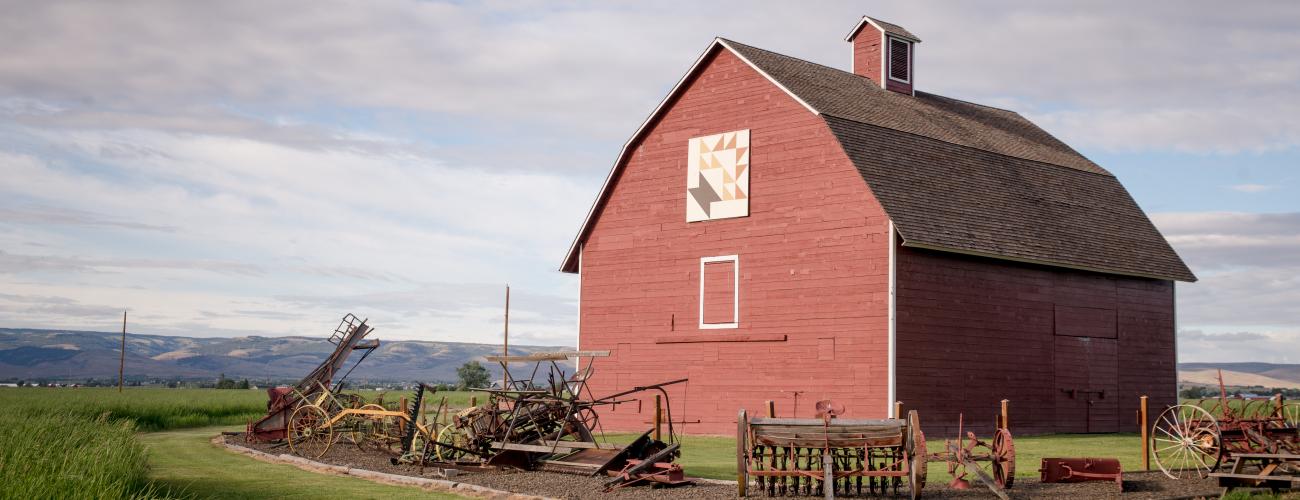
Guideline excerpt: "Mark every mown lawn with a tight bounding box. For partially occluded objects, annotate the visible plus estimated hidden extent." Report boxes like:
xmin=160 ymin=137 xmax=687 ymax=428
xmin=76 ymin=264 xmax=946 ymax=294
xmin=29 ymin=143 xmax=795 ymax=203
xmin=605 ymin=431 xmax=1151 ymax=483
xmin=142 ymin=426 xmax=458 ymax=499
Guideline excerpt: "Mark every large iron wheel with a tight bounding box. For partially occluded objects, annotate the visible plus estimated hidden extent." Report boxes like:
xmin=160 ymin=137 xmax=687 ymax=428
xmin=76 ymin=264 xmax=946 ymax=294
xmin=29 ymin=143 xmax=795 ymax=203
xmin=907 ymin=410 xmax=926 ymax=500
xmin=990 ymin=428 xmax=1015 ymax=489
xmin=288 ymin=404 xmax=334 ymax=459
xmin=1152 ymin=404 xmax=1221 ymax=479
xmin=347 ymin=404 xmax=390 ymax=451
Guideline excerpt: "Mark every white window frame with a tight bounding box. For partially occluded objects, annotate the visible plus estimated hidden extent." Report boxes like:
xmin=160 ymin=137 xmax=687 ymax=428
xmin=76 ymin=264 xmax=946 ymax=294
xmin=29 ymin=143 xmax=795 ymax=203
xmin=887 ymin=37 xmax=911 ymax=84
xmin=699 ymin=255 xmax=739 ymax=329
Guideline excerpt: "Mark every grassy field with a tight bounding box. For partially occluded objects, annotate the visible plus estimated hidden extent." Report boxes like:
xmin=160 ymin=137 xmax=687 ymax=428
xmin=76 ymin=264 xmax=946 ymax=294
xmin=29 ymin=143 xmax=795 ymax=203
xmin=0 ymin=387 xmax=481 ymax=500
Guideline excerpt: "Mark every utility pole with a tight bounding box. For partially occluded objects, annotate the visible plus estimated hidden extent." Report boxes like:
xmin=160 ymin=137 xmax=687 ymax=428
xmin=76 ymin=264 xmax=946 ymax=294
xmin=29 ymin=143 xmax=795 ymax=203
xmin=502 ymin=285 xmax=510 ymax=388
xmin=118 ymin=310 xmax=127 ymax=393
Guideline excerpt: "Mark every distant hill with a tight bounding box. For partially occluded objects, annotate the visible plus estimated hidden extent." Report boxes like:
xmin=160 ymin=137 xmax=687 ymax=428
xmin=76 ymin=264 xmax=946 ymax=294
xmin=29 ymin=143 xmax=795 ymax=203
xmin=1178 ymin=362 xmax=1300 ymax=390
xmin=0 ymin=327 xmax=568 ymax=384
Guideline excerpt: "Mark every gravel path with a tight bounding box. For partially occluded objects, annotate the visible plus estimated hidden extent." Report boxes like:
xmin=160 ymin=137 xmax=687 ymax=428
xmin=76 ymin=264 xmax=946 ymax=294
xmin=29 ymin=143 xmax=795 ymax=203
xmin=229 ymin=434 xmax=1221 ymax=499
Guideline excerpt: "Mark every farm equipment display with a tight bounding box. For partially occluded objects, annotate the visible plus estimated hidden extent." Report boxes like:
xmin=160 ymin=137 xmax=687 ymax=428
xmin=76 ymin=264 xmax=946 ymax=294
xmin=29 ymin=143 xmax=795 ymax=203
xmin=1151 ymin=370 xmax=1300 ymax=480
xmin=926 ymin=414 xmax=1015 ymax=499
xmin=409 ymin=350 xmax=692 ymax=488
xmin=247 ymin=314 xmax=379 ymax=442
xmin=737 ymin=401 xmax=927 ymax=499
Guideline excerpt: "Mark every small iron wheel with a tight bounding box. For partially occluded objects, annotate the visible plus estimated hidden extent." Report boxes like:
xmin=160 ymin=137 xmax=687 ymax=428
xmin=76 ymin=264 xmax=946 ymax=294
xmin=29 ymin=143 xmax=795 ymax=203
xmin=990 ymin=428 xmax=1015 ymax=489
xmin=1152 ymin=404 xmax=1221 ymax=479
xmin=434 ymin=424 xmax=471 ymax=462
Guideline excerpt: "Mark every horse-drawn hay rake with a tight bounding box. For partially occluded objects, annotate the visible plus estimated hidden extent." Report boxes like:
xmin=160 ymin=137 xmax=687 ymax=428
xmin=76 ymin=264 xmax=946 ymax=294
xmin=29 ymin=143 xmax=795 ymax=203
xmin=737 ymin=401 xmax=927 ymax=499
xmin=1151 ymin=370 xmax=1300 ymax=480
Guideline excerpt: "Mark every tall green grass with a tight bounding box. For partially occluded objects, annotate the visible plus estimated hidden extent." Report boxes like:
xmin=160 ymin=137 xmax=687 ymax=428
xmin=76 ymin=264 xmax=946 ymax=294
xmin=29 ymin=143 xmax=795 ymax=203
xmin=0 ymin=388 xmax=267 ymax=431
xmin=0 ymin=409 xmax=159 ymax=500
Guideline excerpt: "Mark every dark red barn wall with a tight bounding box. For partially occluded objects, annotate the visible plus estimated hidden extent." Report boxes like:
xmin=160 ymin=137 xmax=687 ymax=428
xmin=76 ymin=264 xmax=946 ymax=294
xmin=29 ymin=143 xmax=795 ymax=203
xmin=894 ymin=245 xmax=1176 ymax=436
xmin=578 ymin=48 xmax=892 ymax=435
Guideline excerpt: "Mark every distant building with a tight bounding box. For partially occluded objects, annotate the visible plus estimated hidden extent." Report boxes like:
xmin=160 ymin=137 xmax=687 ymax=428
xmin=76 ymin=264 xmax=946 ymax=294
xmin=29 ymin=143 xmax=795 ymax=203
xmin=561 ymin=15 xmax=1195 ymax=435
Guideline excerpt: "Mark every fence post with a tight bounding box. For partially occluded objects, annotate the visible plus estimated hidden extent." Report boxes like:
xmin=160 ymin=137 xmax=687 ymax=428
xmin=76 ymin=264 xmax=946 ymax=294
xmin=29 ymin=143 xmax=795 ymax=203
xmin=766 ymin=400 xmax=776 ymax=418
xmin=1276 ymin=393 xmax=1285 ymax=416
xmin=894 ymin=401 xmax=903 ymax=419
xmin=399 ymin=397 xmax=408 ymax=434
xmin=1140 ymin=395 xmax=1150 ymax=471
xmin=470 ymin=395 xmax=478 ymax=408
xmin=654 ymin=394 xmax=663 ymax=441
xmin=999 ymin=399 xmax=1010 ymax=430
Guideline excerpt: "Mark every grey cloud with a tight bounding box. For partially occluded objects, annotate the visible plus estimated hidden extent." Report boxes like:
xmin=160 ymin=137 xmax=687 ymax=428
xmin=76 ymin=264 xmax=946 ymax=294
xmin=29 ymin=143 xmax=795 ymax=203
xmin=0 ymin=250 xmax=265 ymax=276
xmin=1152 ymin=212 xmax=1300 ymax=270
xmin=1179 ymin=330 xmax=1268 ymax=342
xmin=0 ymin=205 xmax=177 ymax=232
xmin=4 ymin=1 xmax=1294 ymax=153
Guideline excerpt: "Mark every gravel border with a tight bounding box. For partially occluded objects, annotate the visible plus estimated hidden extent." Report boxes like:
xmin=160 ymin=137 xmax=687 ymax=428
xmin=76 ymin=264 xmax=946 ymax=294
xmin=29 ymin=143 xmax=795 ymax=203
xmin=213 ymin=435 xmax=555 ymax=500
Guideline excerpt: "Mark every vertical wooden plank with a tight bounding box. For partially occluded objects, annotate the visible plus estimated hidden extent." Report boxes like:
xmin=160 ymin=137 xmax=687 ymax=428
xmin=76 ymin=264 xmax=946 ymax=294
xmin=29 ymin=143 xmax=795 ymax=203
xmin=1139 ymin=395 xmax=1149 ymax=471
xmin=1000 ymin=399 xmax=1009 ymax=430
xmin=654 ymin=395 xmax=662 ymax=441
xmin=766 ymin=400 xmax=776 ymax=418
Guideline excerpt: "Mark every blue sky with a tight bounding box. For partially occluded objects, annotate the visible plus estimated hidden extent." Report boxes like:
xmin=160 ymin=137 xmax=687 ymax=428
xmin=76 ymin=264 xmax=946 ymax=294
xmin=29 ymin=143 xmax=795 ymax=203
xmin=0 ymin=1 xmax=1296 ymax=363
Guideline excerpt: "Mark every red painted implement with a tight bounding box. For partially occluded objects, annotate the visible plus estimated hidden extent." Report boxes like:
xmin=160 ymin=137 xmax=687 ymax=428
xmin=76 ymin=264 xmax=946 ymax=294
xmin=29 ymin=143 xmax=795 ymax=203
xmin=1039 ymin=457 xmax=1122 ymax=490
xmin=1151 ymin=370 xmax=1300 ymax=479
xmin=737 ymin=401 xmax=926 ymax=498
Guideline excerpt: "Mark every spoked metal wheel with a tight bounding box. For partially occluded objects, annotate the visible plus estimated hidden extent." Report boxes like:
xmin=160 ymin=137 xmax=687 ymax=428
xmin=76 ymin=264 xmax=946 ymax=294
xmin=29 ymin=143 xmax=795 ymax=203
xmin=434 ymin=425 xmax=472 ymax=462
xmin=1271 ymin=403 xmax=1300 ymax=428
xmin=1152 ymin=404 xmax=1221 ymax=479
xmin=990 ymin=428 xmax=1015 ymax=489
xmin=907 ymin=410 xmax=926 ymax=500
xmin=288 ymin=404 xmax=334 ymax=459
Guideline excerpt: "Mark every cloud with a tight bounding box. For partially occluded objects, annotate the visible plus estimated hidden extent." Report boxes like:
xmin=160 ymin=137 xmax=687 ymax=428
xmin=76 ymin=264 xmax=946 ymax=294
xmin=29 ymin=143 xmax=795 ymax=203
xmin=0 ymin=205 xmax=176 ymax=232
xmin=1178 ymin=329 xmax=1298 ymax=364
xmin=1180 ymin=330 xmax=1268 ymax=342
xmin=1229 ymin=184 xmax=1279 ymax=193
xmin=1151 ymin=212 xmax=1300 ymax=362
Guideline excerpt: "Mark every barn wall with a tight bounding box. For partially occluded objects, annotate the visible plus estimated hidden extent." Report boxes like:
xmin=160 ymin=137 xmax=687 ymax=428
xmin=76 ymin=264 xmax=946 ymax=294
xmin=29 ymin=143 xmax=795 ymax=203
xmin=579 ymin=48 xmax=892 ymax=435
xmin=893 ymin=245 xmax=1176 ymax=436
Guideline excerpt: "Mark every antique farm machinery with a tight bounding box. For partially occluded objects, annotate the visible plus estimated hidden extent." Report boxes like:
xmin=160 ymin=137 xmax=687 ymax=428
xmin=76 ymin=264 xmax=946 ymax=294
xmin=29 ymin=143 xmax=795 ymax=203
xmin=926 ymin=414 xmax=1015 ymax=499
xmin=247 ymin=314 xmax=379 ymax=442
xmin=737 ymin=401 xmax=927 ymax=499
xmin=1151 ymin=370 xmax=1300 ymax=480
xmin=406 ymin=351 xmax=692 ymax=488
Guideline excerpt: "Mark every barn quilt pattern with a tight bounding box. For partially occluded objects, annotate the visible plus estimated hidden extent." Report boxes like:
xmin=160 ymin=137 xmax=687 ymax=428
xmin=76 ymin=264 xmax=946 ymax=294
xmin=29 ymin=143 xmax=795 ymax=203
xmin=686 ymin=129 xmax=749 ymax=222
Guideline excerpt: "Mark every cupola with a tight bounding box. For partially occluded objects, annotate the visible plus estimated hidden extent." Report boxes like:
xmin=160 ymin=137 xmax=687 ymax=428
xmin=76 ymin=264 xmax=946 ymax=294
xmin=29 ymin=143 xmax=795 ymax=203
xmin=845 ymin=16 xmax=920 ymax=95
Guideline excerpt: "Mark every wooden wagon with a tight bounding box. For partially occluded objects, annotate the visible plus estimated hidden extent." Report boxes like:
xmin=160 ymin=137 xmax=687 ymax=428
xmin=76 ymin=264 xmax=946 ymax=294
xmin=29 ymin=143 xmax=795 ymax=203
xmin=737 ymin=409 xmax=927 ymax=498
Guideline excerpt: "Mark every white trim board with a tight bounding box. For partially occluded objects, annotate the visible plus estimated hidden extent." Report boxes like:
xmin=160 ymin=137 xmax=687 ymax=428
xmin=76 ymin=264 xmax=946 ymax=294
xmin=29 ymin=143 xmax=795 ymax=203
xmin=887 ymin=221 xmax=897 ymax=417
xmin=699 ymin=255 xmax=739 ymax=329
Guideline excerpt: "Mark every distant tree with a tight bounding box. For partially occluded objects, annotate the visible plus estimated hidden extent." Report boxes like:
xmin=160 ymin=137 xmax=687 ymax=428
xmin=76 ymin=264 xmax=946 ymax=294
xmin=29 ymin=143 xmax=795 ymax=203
xmin=456 ymin=361 xmax=491 ymax=390
xmin=17 ymin=380 xmax=26 ymax=387
xmin=237 ymin=379 xmax=250 ymax=390
xmin=216 ymin=373 xmax=238 ymax=390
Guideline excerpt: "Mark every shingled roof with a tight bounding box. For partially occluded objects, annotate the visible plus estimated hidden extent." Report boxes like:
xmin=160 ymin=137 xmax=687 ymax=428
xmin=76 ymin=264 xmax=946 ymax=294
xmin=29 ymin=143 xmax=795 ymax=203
xmin=561 ymin=38 xmax=1195 ymax=282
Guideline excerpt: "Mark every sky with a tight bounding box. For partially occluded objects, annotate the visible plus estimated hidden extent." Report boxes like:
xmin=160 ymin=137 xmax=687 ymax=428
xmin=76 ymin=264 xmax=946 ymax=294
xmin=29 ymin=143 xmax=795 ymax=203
xmin=0 ymin=1 xmax=1296 ymax=362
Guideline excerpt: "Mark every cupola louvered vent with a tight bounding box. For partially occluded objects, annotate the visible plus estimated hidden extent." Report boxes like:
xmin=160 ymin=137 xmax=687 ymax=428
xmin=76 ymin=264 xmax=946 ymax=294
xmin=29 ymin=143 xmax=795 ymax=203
xmin=888 ymin=38 xmax=910 ymax=82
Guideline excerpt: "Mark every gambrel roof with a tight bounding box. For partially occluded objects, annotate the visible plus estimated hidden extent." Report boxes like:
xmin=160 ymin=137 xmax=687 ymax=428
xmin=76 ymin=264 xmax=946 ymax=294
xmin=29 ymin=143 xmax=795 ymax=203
xmin=561 ymin=38 xmax=1196 ymax=282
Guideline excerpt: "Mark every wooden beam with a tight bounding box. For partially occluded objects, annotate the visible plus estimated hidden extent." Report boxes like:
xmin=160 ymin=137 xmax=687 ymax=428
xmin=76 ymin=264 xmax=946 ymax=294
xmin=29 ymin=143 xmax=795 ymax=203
xmin=484 ymin=350 xmax=611 ymax=362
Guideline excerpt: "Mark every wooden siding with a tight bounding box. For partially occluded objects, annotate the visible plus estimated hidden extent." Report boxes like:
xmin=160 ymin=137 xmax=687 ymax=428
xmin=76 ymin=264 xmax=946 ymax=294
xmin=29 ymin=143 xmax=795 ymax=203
xmin=579 ymin=48 xmax=892 ymax=434
xmin=894 ymin=244 xmax=1176 ymax=436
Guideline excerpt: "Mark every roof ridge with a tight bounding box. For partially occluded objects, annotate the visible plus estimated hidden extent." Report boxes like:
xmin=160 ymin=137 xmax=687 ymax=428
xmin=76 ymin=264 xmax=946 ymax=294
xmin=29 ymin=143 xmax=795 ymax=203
xmin=721 ymin=38 xmax=1022 ymax=117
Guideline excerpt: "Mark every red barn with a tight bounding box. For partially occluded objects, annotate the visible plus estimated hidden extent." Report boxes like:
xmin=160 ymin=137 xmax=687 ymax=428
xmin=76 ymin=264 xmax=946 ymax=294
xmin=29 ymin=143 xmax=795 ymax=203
xmin=560 ymin=16 xmax=1195 ymax=436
